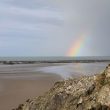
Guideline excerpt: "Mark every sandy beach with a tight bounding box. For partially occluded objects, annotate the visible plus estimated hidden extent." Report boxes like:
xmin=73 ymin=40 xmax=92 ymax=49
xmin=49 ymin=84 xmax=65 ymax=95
xmin=0 ymin=62 xmax=108 ymax=110
xmin=0 ymin=64 xmax=62 ymax=110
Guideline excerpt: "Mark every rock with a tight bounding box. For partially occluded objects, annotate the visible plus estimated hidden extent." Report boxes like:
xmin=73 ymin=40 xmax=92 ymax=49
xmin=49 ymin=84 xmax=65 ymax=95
xmin=77 ymin=97 xmax=83 ymax=104
xmin=85 ymin=84 xmax=95 ymax=95
xmin=105 ymin=64 xmax=110 ymax=78
xmin=97 ymin=84 xmax=110 ymax=106
xmin=15 ymin=64 xmax=110 ymax=110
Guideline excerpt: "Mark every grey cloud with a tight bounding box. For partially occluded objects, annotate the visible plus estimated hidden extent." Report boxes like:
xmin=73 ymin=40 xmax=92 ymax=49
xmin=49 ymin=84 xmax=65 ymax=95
xmin=0 ymin=1 xmax=63 ymax=39
xmin=52 ymin=0 xmax=110 ymax=56
xmin=3 ymin=0 xmax=56 ymax=10
xmin=0 ymin=0 xmax=110 ymax=56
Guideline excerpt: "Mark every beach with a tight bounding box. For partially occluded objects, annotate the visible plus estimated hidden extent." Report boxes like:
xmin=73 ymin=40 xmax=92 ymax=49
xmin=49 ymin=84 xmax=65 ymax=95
xmin=0 ymin=64 xmax=62 ymax=110
xmin=0 ymin=62 xmax=108 ymax=110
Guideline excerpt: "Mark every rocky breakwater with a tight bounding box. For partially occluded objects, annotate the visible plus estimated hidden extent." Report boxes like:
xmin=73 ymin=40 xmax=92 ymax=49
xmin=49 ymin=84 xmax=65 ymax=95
xmin=14 ymin=64 xmax=110 ymax=110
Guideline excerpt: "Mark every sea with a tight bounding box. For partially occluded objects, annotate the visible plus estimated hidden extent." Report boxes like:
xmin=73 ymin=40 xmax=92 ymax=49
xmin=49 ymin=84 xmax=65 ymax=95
xmin=0 ymin=56 xmax=110 ymax=79
xmin=0 ymin=56 xmax=110 ymax=61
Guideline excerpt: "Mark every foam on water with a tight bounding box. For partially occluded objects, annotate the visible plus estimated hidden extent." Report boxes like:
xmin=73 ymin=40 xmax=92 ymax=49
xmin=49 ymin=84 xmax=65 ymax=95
xmin=37 ymin=63 xmax=108 ymax=79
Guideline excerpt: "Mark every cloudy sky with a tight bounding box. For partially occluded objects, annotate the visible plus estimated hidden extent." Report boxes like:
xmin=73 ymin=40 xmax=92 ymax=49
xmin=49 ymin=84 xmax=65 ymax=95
xmin=0 ymin=0 xmax=110 ymax=56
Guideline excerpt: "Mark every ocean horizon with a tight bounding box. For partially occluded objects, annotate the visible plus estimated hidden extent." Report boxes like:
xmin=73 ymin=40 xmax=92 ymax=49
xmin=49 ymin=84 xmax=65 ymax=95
xmin=0 ymin=56 xmax=110 ymax=61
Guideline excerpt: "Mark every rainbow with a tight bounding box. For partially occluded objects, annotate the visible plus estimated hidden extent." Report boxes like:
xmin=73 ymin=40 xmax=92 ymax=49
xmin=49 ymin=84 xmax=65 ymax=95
xmin=66 ymin=34 xmax=86 ymax=57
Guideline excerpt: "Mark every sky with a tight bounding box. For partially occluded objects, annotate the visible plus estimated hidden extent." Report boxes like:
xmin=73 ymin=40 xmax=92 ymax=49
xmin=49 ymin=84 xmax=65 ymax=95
xmin=0 ymin=0 xmax=110 ymax=56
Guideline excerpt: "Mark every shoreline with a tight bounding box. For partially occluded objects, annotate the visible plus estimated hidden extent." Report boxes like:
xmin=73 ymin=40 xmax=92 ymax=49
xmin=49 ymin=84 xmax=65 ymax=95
xmin=0 ymin=62 xmax=109 ymax=110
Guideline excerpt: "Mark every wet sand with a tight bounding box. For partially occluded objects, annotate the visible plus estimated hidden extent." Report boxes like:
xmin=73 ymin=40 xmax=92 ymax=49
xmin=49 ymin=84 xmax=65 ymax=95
xmin=0 ymin=64 xmax=61 ymax=110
